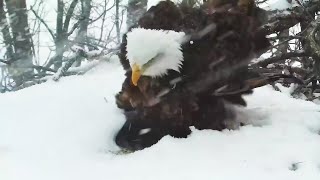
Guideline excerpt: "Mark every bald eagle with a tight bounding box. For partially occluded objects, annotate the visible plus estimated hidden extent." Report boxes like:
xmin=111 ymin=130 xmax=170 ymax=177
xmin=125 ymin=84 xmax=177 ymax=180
xmin=114 ymin=0 xmax=270 ymax=151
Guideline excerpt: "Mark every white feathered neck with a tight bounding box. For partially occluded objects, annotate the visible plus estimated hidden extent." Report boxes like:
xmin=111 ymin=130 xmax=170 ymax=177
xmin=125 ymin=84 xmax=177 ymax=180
xmin=126 ymin=28 xmax=185 ymax=77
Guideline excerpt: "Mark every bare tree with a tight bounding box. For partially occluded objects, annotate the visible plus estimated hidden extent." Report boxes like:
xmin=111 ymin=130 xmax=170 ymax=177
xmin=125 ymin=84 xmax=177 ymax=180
xmin=0 ymin=0 xmax=124 ymax=91
xmin=12 ymin=0 xmax=123 ymax=88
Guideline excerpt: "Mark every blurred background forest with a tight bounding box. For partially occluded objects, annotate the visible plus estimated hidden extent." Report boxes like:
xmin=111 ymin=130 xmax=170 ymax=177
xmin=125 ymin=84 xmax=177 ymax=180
xmin=0 ymin=0 xmax=320 ymax=102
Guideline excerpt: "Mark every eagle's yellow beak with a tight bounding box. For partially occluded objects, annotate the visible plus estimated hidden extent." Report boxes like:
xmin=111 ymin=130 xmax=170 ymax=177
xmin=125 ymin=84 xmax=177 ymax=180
xmin=131 ymin=63 xmax=142 ymax=86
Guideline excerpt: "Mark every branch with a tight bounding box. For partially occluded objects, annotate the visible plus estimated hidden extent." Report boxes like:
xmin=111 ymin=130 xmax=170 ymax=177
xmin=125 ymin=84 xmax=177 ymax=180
xmin=258 ymin=14 xmax=305 ymax=36
xmin=68 ymin=60 xmax=100 ymax=73
xmin=52 ymin=48 xmax=87 ymax=81
xmin=63 ymin=0 xmax=79 ymax=33
xmin=44 ymin=42 xmax=73 ymax=69
xmin=51 ymin=47 xmax=116 ymax=81
xmin=67 ymin=20 xmax=81 ymax=36
xmin=32 ymin=65 xmax=57 ymax=73
xmin=12 ymin=77 xmax=49 ymax=91
xmin=0 ymin=59 xmax=9 ymax=64
xmin=254 ymin=51 xmax=308 ymax=67
xmin=89 ymin=0 xmax=116 ymax=24
xmin=256 ymin=0 xmax=268 ymax=5
xmin=306 ymin=17 xmax=320 ymax=58
xmin=30 ymin=6 xmax=55 ymax=41
xmin=258 ymin=0 xmax=320 ymax=36
xmin=305 ymin=17 xmax=320 ymax=76
xmin=12 ymin=60 xmax=97 ymax=91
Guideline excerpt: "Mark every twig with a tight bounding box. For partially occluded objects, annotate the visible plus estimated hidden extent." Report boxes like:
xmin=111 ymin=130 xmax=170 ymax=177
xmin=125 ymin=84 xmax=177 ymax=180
xmin=30 ymin=6 xmax=56 ymax=41
xmin=258 ymin=0 xmax=320 ymax=36
xmin=254 ymin=51 xmax=308 ymax=67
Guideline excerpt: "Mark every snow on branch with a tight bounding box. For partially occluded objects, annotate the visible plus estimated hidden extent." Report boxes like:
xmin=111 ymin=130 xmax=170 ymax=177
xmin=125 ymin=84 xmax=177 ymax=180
xmin=258 ymin=0 xmax=320 ymax=36
xmin=52 ymin=47 xmax=117 ymax=81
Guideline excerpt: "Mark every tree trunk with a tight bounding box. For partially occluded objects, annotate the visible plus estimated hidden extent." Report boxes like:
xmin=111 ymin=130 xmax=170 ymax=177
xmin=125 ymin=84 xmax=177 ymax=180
xmin=5 ymin=0 xmax=34 ymax=86
xmin=44 ymin=0 xmax=79 ymax=70
xmin=0 ymin=0 xmax=14 ymax=61
xmin=115 ymin=0 xmax=120 ymax=44
xmin=73 ymin=0 xmax=92 ymax=67
xmin=54 ymin=0 xmax=65 ymax=70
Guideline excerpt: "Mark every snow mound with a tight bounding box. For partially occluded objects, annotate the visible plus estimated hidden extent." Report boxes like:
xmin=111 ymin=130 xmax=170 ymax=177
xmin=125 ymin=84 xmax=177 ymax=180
xmin=1 ymin=62 xmax=320 ymax=180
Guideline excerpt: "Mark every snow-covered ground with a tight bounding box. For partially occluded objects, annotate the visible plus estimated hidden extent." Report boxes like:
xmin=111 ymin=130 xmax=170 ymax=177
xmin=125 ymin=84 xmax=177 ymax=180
xmin=1 ymin=62 xmax=320 ymax=180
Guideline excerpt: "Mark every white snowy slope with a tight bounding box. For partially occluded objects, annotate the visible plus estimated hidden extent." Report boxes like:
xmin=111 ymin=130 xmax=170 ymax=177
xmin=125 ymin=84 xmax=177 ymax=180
xmin=1 ymin=62 xmax=320 ymax=180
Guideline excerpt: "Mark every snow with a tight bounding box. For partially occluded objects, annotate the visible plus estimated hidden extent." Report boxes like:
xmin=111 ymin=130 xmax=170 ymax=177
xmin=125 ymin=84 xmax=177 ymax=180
xmin=260 ymin=0 xmax=313 ymax=11
xmin=260 ymin=0 xmax=292 ymax=11
xmin=1 ymin=62 xmax=320 ymax=180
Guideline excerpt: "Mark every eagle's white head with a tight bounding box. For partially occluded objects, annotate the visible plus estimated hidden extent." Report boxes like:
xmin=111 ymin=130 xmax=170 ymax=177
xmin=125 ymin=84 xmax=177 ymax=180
xmin=126 ymin=28 xmax=185 ymax=86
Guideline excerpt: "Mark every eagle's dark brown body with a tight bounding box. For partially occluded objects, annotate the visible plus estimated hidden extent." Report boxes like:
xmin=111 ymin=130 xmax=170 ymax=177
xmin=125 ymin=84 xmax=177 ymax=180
xmin=115 ymin=0 xmax=270 ymax=151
